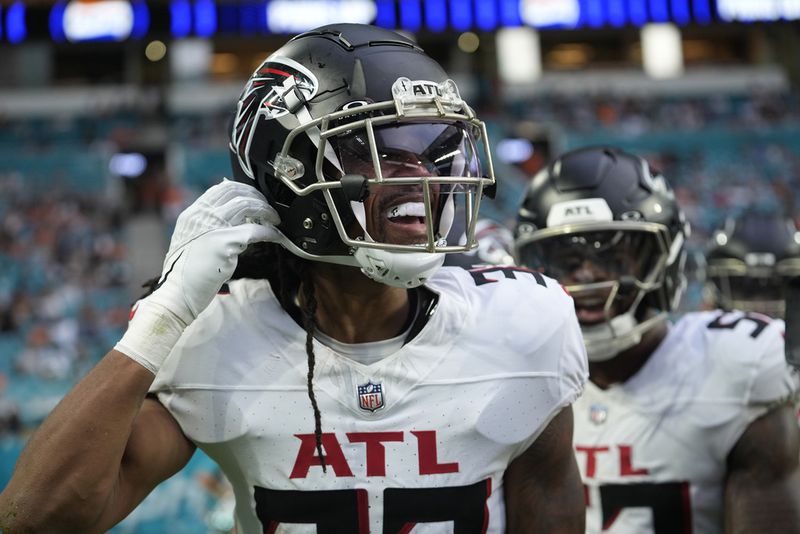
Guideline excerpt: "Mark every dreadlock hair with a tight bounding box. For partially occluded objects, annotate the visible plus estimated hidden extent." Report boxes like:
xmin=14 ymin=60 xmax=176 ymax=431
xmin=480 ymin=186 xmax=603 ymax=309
xmin=235 ymin=241 xmax=327 ymax=472
xmin=138 ymin=240 xmax=327 ymax=472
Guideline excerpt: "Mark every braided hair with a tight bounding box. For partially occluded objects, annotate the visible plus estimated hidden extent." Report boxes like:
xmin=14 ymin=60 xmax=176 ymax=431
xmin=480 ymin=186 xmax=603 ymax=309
xmin=140 ymin=241 xmax=327 ymax=472
xmin=235 ymin=242 xmax=327 ymax=472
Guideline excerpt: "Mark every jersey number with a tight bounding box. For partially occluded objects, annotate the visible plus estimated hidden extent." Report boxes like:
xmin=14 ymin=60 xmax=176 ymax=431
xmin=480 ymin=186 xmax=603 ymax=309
xmin=595 ymin=481 xmax=692 ymax=533
xmin=707 ymin=311 xmax=770 ymax=338
xmin=467 ymin=266 xmax=546 ymax=287
xmin=255 ymin=479 xmax=491 ymax=533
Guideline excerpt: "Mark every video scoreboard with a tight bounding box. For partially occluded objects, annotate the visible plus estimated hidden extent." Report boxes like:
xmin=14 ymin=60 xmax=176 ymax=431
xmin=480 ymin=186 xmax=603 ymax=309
xmin=1 ymin=0 xmax=797 ymax=44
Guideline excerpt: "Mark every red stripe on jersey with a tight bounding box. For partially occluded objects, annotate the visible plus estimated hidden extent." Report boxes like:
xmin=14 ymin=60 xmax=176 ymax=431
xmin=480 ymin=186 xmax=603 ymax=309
xmin=603 ymin=509 xmax=621 ymax=531
xmin=681 ymin=482 xmax=693 ymax=534
xmin=481 ymin=477 xmax=492 ymax=534
xmin=259 ymin=67 xmax=291 ymax=77
xmin=356 ymin=488 xmax=369 ymax=534
xmin=128 ymin=302 xmax=139 ymax=321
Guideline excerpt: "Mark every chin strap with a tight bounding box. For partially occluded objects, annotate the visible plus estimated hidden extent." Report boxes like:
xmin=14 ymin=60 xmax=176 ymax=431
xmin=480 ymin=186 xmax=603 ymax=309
xmin=583 ymin=312 xmax=667 ymax=362
xmin=355 ymin=248 xmax=445 ymax=288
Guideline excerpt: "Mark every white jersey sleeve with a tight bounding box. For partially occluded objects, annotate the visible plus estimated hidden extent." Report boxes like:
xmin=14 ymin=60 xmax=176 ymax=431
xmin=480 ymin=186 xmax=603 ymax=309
xmin=698 ymin=310 xmax=797 ymax=452
xmin=435 ymin=266 xmax=589 ymax=457
xmin=746 ymin=318 xmax=798 ymax=405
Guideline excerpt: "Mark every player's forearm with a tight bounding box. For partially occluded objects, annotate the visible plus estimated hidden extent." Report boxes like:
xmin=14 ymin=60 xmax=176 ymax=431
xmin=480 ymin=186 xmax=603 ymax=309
xmin=724 ymin=402 xmax=800 ymax=534
xmin=725 ymin=471 xmax=800 ymax=534
xmin=508 ymin=499 xmax=585 ymax=532
xmin=506 ymin=469 xmax=585 ymax=533
xmin=505 ymin=407 xmax=585 ymax=533
xmin=0 ymin=350 xmax=155 ymax=533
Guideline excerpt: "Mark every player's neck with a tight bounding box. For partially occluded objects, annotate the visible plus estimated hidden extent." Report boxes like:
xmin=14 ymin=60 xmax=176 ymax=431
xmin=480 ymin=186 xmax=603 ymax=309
xmin=300 ymin=264 xmax=412 ymax=344
xmin=588 ymin=320 xmax=669 ymax=389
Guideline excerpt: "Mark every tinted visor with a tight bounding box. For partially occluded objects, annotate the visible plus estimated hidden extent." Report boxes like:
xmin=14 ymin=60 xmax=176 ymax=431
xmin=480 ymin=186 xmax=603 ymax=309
xmin=330 ymin=121 xmax=484 ymax=248
xmin=711 ymin=273 xmax=785 ymax=303
xmin=519 ymin=230 xmax=661 ymax=285
xmin=332 ymin=121 xmax=481 ymax=180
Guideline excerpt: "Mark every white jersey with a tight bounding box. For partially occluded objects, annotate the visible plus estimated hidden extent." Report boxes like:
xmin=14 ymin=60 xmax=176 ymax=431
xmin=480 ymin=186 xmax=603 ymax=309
xmin=151 ymin=266 xmax=588 ymax=534
xmin=574 ymin=310 xmax=797 ymax=534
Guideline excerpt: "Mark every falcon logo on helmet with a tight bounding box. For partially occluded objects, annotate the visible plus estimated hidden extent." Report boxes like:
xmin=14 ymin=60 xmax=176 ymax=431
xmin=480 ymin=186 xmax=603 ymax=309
xmin=228 ymin=24 xmax=496 ymax=289
xmin=232 ymin=58 xmax=319 ymax=181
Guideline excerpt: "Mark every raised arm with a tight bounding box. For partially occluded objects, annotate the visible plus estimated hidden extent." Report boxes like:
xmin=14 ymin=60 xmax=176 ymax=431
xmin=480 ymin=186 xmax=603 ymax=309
xmin=0 ymin=180 xmax=279 ymax=533
xmin=0 ymin=351 xmax=194 ymax=533
xmin=504 ymin=406 xmax=585 ymax=533
xmin=724 ymin=402 xmax=800 ymax=534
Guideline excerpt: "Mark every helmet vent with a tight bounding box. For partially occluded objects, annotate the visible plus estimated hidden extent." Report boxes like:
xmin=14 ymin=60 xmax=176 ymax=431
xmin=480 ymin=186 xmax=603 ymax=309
xmin=621 ymin=211 xmax=643 ymax=221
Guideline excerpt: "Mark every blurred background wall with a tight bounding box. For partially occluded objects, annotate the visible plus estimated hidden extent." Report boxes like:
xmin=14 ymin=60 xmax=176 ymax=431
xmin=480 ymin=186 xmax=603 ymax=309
xmin=1 ymin=1 xmax=799 ymax=531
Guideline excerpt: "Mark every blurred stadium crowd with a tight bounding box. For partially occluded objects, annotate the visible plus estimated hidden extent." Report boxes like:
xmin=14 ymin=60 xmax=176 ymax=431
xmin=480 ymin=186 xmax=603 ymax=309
xmin=2 ymin=74 xmax=800 ymax=534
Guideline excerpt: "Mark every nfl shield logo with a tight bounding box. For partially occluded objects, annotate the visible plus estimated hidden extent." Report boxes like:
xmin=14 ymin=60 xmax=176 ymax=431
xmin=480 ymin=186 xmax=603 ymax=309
xmin=589 ymin=403 xmax=608 ymax=425
xmin=357 ymin=381 xmax=385 ymax=412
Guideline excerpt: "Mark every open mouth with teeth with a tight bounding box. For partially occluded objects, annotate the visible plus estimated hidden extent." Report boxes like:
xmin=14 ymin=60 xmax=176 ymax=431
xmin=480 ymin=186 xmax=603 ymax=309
xmin=362 ymin=190 xmax=439 ymax=246
xmin=376 ymin=198 xmax=432 ymax=245
xmin=574 ymin=297 xmax=610 ymax=325
xmin=386 ymin=201 xmax=428 ymax=230
xmin=572 ymin=287 xmax=638 ymax=326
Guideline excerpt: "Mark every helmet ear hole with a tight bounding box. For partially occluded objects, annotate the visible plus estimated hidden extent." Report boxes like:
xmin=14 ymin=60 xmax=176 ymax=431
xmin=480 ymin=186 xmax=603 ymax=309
xmin=285 ymin=196 xmax=339 ymax=255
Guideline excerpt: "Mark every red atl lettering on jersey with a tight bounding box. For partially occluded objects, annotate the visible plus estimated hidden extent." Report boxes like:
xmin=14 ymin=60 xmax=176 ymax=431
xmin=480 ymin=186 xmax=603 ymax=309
xmin=575 ymin=444 xmax=648 ymax=478
xmin=290 ymin=430 xmax=460 ymax=478
xmin=618 ymin=445 xmax=648 ymax=476
xmin=290 ymin=433 xmax=354 ymax=478
xmin=347 ymin=432 xmax=404 ymax=476
xmin=575 ymin=446 xmax=609 ymax=478
xmin=412 ymin=430 xmax=460 ymax=475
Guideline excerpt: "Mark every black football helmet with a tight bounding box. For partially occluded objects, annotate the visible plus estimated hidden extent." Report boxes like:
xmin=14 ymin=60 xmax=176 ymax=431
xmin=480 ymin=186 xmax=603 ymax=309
xmin=514 ymin=146 xmax=689 ymax=361
xmin=229 ymin=23 xmax=495 ymax=287
xmin=705 ymin=213 xmax=800 ymax=317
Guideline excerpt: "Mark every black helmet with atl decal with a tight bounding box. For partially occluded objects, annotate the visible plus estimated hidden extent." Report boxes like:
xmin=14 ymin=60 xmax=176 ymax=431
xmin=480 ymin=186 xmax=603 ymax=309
xmin=514 ymin=146 xmax=689 ymax=361
xmin=229 ymin=23 xmax=495 ymax=287
xmin=705 ymin=212 xmax=800 ymax=318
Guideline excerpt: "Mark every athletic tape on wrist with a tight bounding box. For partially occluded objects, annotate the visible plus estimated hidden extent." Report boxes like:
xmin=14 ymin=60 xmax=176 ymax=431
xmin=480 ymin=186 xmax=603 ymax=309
xmin=114 ymin=300 xmax=188 ymax=375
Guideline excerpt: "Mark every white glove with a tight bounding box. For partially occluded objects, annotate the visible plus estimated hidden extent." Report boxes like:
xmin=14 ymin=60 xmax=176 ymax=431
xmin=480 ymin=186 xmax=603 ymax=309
xmin=115 ymin=179 xmax=280 ymax=374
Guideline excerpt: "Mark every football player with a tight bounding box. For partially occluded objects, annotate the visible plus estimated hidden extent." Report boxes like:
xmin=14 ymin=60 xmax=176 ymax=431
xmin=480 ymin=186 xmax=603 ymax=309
xmin=0 ymin=25 xmax=588 ymax=533
xmin=705 ymin=211 xmax=800 ymax=318
xmin=514 ymin=146 xmax=800 ymax=533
